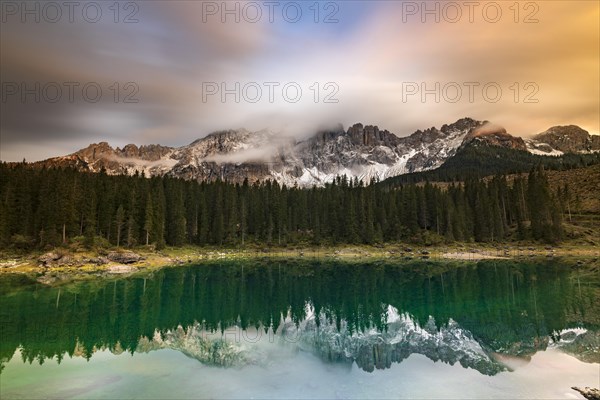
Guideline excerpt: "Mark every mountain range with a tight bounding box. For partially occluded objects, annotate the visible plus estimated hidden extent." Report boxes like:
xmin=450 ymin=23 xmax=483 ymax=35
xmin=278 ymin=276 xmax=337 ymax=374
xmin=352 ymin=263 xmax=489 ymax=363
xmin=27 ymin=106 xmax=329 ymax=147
xmin=33 ymin=118 xmax=600 ymax=187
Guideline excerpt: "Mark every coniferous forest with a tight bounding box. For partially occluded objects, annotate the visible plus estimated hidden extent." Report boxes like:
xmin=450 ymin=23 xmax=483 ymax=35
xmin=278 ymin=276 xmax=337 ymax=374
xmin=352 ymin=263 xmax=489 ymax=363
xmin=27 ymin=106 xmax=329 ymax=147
xmin=0 ymin=163 xmax=568 ymax=250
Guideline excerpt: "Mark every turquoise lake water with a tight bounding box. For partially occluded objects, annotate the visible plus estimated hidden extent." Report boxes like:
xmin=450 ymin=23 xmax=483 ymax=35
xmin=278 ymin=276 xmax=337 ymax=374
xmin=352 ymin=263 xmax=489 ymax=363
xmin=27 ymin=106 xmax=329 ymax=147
xmin=1 ymin=259 xmax=598 ymax=399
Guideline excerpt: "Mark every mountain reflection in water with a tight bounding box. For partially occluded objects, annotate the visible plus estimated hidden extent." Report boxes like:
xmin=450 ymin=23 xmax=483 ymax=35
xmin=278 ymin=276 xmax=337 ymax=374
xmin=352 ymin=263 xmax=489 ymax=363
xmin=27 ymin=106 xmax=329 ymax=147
xmin=1 ymin=259 xmax=598 ymax=375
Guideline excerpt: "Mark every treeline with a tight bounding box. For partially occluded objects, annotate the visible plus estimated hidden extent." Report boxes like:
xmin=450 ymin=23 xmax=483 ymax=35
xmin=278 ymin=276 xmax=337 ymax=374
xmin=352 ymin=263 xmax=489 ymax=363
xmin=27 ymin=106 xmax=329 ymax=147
xmin=0 ymin=163 xmax=571 ymax=249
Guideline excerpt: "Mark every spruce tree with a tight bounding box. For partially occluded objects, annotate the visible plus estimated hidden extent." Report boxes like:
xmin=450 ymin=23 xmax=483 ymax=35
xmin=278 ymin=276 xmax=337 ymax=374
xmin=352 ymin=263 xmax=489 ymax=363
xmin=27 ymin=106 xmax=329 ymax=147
xmin=144 ymin=196 xmax=153 ymax=246
xmin=115 ymin=205 xmax=125 ymax=247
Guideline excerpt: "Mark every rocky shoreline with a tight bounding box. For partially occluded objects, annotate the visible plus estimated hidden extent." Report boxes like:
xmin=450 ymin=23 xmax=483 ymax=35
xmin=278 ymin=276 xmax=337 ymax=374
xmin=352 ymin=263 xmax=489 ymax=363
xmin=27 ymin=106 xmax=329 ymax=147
xmin=0 ymin=244 xmax=598 ymax=286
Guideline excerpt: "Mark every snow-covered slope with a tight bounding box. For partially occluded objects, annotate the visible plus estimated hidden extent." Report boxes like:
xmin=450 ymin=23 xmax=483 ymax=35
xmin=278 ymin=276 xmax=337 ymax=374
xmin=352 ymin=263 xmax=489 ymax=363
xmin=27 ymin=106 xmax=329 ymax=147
xmin=130 ymin=307 xmax=507 ymax=375
xmin=35 ymin=118 xmax=596 ymax=187
xmin=38 ymin=118 xmax=486 ymax=187
xmin=281 ymin=306 xmax=507 ymax=375
xmin=525 ymin=125 xmax=600 ymax=156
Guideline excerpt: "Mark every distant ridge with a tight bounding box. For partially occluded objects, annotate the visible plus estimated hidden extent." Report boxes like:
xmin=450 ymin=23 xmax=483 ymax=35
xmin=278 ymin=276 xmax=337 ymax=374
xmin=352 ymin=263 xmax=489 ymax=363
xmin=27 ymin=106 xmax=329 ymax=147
xmin=26 ymin=119 xmax=599 ymax=187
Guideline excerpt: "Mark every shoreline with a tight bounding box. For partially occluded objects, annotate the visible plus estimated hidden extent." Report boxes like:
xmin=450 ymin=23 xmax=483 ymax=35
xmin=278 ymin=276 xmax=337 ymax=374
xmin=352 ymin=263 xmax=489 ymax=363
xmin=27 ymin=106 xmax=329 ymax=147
xmin=1 ymin=244 xmax=598 ymax=281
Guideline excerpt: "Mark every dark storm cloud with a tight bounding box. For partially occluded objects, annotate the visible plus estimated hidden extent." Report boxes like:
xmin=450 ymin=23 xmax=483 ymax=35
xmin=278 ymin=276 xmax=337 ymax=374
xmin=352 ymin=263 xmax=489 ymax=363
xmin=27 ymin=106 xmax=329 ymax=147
xmin=1 ymin=1 xmax=598 ymax=161
xmin=0 ymin=1 xmax=272 ymax=160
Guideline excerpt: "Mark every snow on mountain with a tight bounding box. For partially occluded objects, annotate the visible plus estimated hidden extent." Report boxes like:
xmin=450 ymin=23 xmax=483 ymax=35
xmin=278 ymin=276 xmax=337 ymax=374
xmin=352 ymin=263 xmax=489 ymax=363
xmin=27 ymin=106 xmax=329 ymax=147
xmin=35 ymin=118 xmax=596 ymax=187
xmin=278 ymin=305 xmax=507 ymax=375
xmin=57 ymin=141 xmax=178 ymax=177
xmin=525 ymin=125 xmax=600 ymax=155
xmin=525 ymin=140 xmax=564 ymax=156
xmin=131 ymin=306 xmax=507 ymax=375
xmin=37 ymin=118 xmax=485 ymax=187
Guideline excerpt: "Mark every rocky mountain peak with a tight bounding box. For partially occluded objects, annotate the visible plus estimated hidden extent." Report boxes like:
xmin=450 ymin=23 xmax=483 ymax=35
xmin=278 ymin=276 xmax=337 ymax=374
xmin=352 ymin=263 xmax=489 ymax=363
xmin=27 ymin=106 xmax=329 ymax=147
xmin=532 ymin=125 xmax=600 ymax=153
xmin=463 ymin=123 xmax=527 ymax=151
xmin=76 ymin=142 xmax=116 ymax=161
xmin=76 ymin=142 xmax=173 ymax=163
xmin=189 ymin=129 xmax=247 ymax=146
xmin=136 ymin=144 xmax=174 ymax=161
xmin=346 ymin=123 xmax=400 ymax=147
xmin=119 ymin=144 xmax=139 ymax=154
xmin=440 ymin=117 xmax=482 ymax=134
xmin=28 ymin=118 xmax=594 ymax=187
xmin=536 ymin=125 xmax=588 ymax=140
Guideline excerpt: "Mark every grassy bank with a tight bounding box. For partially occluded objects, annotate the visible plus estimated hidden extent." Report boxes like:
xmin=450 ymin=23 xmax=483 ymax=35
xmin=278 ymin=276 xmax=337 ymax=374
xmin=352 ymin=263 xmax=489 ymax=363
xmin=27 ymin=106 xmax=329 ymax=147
xmin=1 ymin=242 xmax=598 ymax=281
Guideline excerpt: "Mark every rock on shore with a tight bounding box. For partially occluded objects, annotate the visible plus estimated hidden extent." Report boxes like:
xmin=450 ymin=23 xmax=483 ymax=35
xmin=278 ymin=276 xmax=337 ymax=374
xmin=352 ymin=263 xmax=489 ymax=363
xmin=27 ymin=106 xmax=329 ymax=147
xmin=107 ymin=251 xmax=143 ymax=264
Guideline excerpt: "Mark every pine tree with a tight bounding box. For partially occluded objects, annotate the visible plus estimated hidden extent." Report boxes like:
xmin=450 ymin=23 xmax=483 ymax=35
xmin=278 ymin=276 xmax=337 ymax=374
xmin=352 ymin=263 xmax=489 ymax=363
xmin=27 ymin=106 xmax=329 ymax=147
xmin=144 ymin=196 xmax=153 ymax=246
xmin=345 ymin=193 xmax=359 ymax=243
xmin=562 ymin=183 xmax=572 ymax=222
xmin=185 ymin=187 xmax=198 ymax=244
xmin=549 ymin=196 xmax=563 ymax=243
xmin=528 ymin=167 xmax=552 ymax=241
xmin=444 ymin=196 xmax=455 ymax=242
xmin=152 ymin=181 xmax=166 ymax=249
xmin=126 ymin=201 xmax=137 ymax=248
xmin=0 ymin=162 xmax=569 ymax=250
xmin=115 ymin=205 xmax=125 ymax=247
xmin=84 ymin=191 xmax=97 ymax=248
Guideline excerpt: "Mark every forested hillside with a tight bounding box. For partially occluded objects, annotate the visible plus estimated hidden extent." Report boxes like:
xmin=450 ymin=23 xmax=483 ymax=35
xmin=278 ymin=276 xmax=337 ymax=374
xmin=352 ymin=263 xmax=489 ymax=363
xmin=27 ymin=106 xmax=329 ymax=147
xmin=0 ymin=163 xmax=570 ymax=249
xmin=383 ymin=143 xmax=600 ymax=185
xmin=544 ymin=164 xmax=600 ymax=214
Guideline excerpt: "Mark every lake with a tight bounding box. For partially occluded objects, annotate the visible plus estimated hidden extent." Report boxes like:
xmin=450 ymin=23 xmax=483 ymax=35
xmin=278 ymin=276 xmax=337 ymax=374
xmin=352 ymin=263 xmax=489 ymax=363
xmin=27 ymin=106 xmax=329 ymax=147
xmin=1 ymin=259 xmax=598 ymax=399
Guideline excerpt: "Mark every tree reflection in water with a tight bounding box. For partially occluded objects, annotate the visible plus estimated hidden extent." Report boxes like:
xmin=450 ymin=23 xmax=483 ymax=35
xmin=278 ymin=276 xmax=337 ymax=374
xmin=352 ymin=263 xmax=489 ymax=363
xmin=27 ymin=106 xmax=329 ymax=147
xmin=0 ymin=259 xmax=598 ymax=374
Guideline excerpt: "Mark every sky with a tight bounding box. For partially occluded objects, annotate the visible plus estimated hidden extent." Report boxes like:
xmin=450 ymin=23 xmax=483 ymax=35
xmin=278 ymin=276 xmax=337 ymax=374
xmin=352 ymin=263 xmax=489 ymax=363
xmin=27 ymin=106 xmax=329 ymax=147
xmin=1 ymin=0 xmax=599 ymax=161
